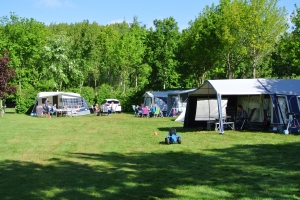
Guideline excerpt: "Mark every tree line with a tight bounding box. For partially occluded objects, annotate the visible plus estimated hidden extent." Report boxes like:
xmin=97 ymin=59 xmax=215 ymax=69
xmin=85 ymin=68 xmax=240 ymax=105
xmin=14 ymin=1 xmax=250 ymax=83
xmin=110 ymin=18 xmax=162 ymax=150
xmin=0 ymin=0 xmax=299 ymax=113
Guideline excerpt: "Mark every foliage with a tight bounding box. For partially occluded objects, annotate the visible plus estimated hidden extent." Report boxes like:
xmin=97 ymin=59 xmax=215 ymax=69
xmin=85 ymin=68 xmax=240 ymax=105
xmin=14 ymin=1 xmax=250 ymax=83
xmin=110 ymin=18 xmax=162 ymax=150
xmin=68 ymin=86 xmax=95 ymax=107
xmin=181 ymin=4 xmax=222 ymax=86
xmin=0 ymin=13 xmax=49 ymax=91
xmin=15 ymin=85 xmax=36 ymax=114
xmin=0 ymin=50 xmax=16 ymax=99
xmin=95 ymin=84 xmax=115 ymax=105
xmin=145 ymin=17 xmax=180 ymax=90
xmin=0 ymin=50 xmax=16 ymax=116
xmin=79 ymin=86 xmax=95 ymax=106
xmin=235 ymin=0 xmax=287 ymax=78
xmin=43 ymin=33 xmax=78 ymax=91
xmin=270 ymin=5 xmax=300 ymax=78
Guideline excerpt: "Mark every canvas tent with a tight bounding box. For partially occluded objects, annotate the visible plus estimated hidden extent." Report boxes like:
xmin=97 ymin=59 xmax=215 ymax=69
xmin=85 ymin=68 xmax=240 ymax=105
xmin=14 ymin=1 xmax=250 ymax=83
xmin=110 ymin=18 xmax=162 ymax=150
xmin=143 ymin=91 xmax=170 ymax=116
xmin=31 ymin=92 xmax=91 ymax=116
xmin=167 ymin=89 xmax=196 ymax=116
xmin=142 ymin=89 xmax=196 ymax=116
xmin=184 ymin=79 xmax=300 ymax=134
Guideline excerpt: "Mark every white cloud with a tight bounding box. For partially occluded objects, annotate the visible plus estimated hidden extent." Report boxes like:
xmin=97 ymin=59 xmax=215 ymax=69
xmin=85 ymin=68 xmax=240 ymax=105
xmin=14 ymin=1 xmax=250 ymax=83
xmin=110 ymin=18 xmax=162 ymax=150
xmin=108 ymin=19 xmax=126 ymax=25
xmin=34 ymin=0 xmax=76 ymax=8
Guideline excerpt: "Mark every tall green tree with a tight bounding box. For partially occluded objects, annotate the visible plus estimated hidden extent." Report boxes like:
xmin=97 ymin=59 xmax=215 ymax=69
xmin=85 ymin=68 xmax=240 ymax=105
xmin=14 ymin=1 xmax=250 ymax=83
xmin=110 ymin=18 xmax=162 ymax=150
xmin=271 ymin=5 xmax=300 ymax=78
xmin=243 ymin=0 xmax=288 ymax=78
xmin=120 ymin=17 xmax=151 ymax=92
xmin=69 ymin=21 xmax=101 ymax=92
xmin=146 ymin=17 xmax=180 ymax=90
xmin=0 ymin=50 xmax=16 ymax=117
xmin=181 ymin=4 xmax=221 ymax=86
xmin=216 ymin=0 xmax=249 ymax=79
xmin=43 ymin=33 xmax=78 ymax=91
xmin=0 ymin=13 xmax=48 ymax=91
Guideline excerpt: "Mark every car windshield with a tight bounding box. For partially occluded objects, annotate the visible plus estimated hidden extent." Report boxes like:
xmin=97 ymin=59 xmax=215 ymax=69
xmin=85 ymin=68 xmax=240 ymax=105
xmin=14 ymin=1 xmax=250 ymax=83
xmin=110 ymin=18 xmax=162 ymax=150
xmin=108 ymin=100 xmax=119 ymax=104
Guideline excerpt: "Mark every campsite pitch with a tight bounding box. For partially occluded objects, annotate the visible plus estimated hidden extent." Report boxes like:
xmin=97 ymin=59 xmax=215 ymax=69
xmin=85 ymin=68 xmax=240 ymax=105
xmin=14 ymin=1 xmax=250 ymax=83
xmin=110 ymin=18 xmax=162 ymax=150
xmin=0 ymin=109 xmax=300 ymax=199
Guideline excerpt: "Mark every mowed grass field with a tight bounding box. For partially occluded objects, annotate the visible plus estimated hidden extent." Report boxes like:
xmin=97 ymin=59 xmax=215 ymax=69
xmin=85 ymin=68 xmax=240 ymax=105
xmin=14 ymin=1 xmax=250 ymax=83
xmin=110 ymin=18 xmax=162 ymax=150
xmin=0 ymin=108 xmax=300 ymax=200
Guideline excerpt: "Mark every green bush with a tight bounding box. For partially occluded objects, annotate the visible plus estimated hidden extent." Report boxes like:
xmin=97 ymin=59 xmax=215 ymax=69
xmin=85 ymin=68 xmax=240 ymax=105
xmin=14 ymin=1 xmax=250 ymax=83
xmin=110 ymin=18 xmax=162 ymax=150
xmin=80 ymin=86 xmax=95 ymax=107
xmin=95 ymin=84 xmax=114 ymax=105
xmin=113 ymin=89 xmax=145 ymax=112
xmin=69 ymin=86 xmax=95 ymax=107
xmin=15 ymin=86 xmax=36 ymax=114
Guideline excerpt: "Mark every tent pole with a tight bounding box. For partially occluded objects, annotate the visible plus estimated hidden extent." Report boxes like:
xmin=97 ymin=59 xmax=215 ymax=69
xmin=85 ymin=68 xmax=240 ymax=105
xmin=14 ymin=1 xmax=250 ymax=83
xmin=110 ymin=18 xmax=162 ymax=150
xmin=217 ymin=93 xmax=224 ymax=134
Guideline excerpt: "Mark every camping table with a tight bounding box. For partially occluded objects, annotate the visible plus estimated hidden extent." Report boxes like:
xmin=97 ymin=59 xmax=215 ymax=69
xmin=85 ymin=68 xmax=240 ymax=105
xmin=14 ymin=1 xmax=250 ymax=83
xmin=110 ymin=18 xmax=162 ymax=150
xmin=214 ymin=116 xmax=235 ymax=131
xmin=56 ymin=109 xmax=71 ymax=117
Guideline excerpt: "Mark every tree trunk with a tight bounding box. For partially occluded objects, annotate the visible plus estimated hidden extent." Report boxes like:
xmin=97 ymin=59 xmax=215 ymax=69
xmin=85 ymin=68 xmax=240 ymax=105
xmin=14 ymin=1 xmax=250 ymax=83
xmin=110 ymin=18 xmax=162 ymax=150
xmin=0 ymin=99 xmax=3 ymax=118
xmin=79 ymin=81 xmax=83 ymax=93
xmin=227 ymin=53 xmax=233 ymax=79
xmin=135 ymin=74 xmax=138 ymax=91
xmin=18 ymin=81 xmax=22 ymax=92
xmin=201 ymin=72 xmax=207 ymax=85
xmin=252 ymin=56 xmax=257 ymax=79
xmin=252 ymin=47 xmax=257 ymax=79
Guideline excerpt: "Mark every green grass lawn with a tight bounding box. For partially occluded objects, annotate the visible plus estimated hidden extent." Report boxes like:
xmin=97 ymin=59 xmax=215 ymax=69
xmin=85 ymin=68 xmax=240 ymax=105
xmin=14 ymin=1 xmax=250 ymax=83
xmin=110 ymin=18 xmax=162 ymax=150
xmin=0 ymin=108 xmax=300 ymax=200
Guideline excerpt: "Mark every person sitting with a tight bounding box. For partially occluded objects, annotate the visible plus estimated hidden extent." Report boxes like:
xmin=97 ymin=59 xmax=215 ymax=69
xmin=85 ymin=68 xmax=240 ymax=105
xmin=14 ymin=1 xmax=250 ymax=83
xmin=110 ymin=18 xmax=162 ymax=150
xmin=94 ymin=104 xmax=99 ymax=115
xmin=150 ymin=104 xmax=156 ymax=117
xmin=137 ymin=104 xmax=143 ymax=117
xmin=71 ymin=105 xmax=80 ymax=116
xmin=108 ymin=102 xmax=115 ymax=115
xmin=142 ymin=106 xmax=149 ymax=117
xmin=50 ymin=103 xmax=57 ymax=116
xmin=235 ymin=104 xmax=248 ymax=129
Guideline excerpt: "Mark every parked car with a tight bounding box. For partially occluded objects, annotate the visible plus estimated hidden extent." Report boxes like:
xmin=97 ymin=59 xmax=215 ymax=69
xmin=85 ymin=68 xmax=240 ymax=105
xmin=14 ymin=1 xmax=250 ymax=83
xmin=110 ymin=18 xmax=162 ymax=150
xmin=100 ymin=99 xmax=122 ymax=113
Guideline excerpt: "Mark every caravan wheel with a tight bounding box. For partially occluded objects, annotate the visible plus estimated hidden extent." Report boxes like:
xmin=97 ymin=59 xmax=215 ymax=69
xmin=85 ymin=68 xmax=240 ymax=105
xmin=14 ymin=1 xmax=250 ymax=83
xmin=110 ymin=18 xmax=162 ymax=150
xmin=177 ymin=137 xmax=181 ymax=144
xmin=165 ymin=137 xmax=170 ymax=145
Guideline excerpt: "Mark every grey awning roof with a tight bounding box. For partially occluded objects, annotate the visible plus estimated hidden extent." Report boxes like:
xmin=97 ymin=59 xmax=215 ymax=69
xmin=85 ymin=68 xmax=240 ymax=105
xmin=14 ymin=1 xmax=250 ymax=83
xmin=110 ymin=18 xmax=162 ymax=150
xmin=190 ymin=79 xmax=300 ymax=96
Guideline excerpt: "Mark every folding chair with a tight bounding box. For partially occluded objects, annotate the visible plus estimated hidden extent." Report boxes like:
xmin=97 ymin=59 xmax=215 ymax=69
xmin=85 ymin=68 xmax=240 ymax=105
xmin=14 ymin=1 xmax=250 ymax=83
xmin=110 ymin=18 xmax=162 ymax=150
xmin=142 ymin=107 xmax=149 ymax=118
xmin=132 ymin=105 xmax=138 ymax=117
xmin=240 ymin=108 xmax=257 ymax=130
xmin=154 ymin=106 xmax=164 ymax=118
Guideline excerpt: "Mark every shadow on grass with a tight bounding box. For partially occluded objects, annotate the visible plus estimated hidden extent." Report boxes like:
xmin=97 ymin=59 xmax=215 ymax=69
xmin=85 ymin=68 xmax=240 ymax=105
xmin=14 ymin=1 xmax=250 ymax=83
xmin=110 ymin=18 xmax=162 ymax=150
xmin=157 ymin=126 xmax=196 ymax=133
xmin=1 ymin=143 xmax=300 ymax=199
xmin=2 ymin=111 xmax=16 ymax=114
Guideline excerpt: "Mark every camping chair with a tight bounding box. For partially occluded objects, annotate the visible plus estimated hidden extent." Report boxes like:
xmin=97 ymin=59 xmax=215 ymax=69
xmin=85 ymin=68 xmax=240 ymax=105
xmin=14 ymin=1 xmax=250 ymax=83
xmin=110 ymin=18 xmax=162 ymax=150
xmin=240 ymin=108 xmax=257 ymax=130
xmin=36 ymin=105 xmax=44 ymax=117
xmin=154 ymin=106 xmax=163 ymax=118
xmin=50 ymin=110 xmax=56 ymax=117
xmin=132 ymin=105 xmax=138 ymax=117
xmin=142 ymin=107 xmax=149 ymax=118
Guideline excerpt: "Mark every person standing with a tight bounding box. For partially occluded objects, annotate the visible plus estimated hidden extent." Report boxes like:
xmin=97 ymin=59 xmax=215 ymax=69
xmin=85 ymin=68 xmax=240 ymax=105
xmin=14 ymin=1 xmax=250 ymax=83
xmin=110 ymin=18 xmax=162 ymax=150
xmin=108 ymin=102 xmax=114 ymax=115
xmin=2 ymin=103 xmax=6 ymax=114
xmin=235 ymin=104 xmax=248 ymax=129
xmin=44 ymin=98 xmax=51 ymax=118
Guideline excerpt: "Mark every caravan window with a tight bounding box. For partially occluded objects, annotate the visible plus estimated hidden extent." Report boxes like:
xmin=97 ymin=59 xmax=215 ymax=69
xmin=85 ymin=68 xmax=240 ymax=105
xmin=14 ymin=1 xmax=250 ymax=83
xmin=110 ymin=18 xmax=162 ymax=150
xmin=62 ymin=97 xmax=83 ymax=109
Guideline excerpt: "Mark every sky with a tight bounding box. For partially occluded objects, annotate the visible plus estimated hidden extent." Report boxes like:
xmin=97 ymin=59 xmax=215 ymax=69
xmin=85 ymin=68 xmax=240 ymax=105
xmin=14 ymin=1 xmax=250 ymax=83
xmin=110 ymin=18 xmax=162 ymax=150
xmin=0 ymin=0 xmax=299 ymax=31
